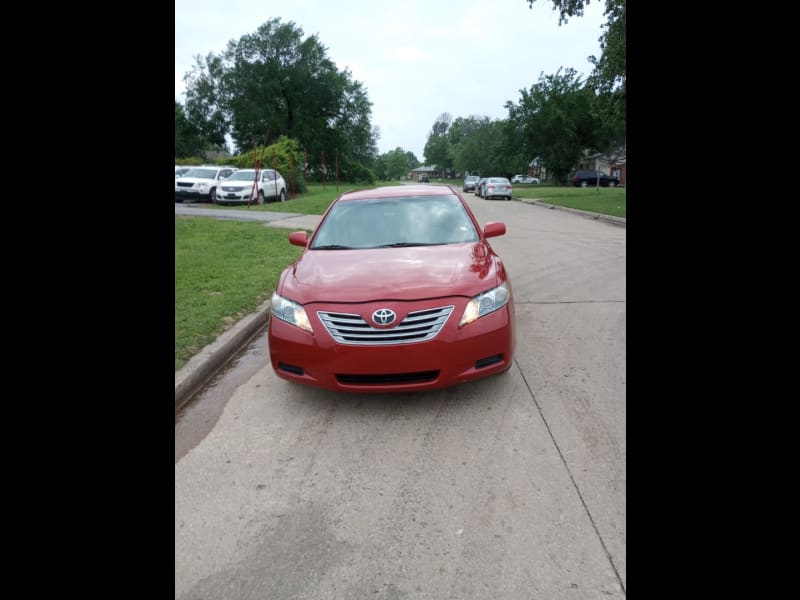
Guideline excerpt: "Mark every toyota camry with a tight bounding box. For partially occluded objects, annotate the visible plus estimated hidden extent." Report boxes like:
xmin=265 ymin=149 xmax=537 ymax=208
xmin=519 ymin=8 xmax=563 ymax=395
xmin=267 ymin=184 xmax=515 ymax=392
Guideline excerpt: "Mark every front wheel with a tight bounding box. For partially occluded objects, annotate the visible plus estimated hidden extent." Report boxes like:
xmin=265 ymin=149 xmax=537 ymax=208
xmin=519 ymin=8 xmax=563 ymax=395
xmin=209 ymin=187 xmax=217 ymax=202
xmin=258 ymin=190 xmax=265 ymax=205
xmin=608 ymin=181 xmax=616 ymax=187
xmin=279 ymin=189 xmax=286 ymax=202
xmin=580 ymin=181 xmax=588 ymax=188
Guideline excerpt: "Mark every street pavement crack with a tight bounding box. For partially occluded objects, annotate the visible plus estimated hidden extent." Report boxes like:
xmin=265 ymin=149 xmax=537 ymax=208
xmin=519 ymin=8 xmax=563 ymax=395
xmin=514 ymin=358 xmax=626 ymax=596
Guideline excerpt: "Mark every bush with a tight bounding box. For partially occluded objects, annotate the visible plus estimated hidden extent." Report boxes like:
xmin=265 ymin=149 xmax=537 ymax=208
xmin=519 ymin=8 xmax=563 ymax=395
xmin=230 ymin=136 xmax=307 ymax=193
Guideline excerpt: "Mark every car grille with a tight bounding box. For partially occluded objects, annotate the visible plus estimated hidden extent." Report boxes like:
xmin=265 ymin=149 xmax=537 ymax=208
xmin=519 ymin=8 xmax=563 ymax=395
xmin=176 ymin=182 xmax=194 ymax=188
xmin=317 ymin=305 xmax=454 ymax=345
xmin=222 ymin=186 xmax=245 ymax=192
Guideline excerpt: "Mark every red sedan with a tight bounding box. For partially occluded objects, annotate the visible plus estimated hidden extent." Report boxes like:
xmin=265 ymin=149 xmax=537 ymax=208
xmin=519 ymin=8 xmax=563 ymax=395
xmin=267 ymin=184 xmax=515 ymax=392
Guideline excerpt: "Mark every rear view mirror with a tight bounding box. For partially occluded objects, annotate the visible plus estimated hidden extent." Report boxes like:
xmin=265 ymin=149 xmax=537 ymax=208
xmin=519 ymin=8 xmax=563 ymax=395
xmin=483 ymin=222 xmax=506 ymax=238
xmin=289 ymin=231 xmax=308 ymax=247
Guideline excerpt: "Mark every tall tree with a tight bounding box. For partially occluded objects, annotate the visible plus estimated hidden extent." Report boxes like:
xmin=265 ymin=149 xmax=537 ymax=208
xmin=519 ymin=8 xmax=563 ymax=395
xmin=423 ymin=113 xmax=454 ymax=171
xmin=505 ymin=68 xmax=600 ymax=184
xmin=182 ymin=18 xmax=377 ymax=174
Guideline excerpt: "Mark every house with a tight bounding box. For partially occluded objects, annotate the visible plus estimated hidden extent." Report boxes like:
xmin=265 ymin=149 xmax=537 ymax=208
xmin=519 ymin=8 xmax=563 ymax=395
xmin=527 ymin=157 xmax=547 ymax=181
xmin=409 ymin=165 xmax=437 ymax=180
xmin=578 ymin=144 xmax=626 ymax=185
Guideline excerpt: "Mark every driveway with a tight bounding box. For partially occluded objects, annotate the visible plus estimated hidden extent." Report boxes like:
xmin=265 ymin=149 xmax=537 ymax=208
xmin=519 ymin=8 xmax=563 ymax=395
xmin=175 ymin=195 xmax=626 ymax=599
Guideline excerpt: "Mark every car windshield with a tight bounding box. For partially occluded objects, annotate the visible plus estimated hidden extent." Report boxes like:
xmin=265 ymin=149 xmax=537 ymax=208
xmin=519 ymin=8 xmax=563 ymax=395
xmin=311 ymin=195 xmax=479 ymax=249
xmin=466 ymin=176 xmax=479 ymax=182
xmin=225 ymin=170 xmax=258 ymax=181
xmin=183 ymin=168 xmax=218 ymax=179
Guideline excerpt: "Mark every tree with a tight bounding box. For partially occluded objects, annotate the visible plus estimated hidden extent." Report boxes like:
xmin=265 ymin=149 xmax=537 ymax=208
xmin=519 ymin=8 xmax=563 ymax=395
xmin=385 ymin=148 xmax=412 ymax=180
xmin=505 ymin=68 xmax=600 ymax=184
xmin=182 ymin=18 xmax=377 ymax=177
xmin=175 ymin=100 xmax=224 ymax=159
xmin=423 ymin=113 xmax=454 ymax=171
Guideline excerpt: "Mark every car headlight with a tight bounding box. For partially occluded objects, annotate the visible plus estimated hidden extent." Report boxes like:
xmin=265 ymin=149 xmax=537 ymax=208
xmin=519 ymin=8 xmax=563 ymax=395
xmin=271 ymin=292 xmax=313 ymax=333
xmin=459 ymin=282 xmax=510 ymax=326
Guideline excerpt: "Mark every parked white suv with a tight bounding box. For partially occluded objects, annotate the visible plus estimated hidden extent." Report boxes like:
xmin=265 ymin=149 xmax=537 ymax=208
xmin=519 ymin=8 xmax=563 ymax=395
xmin=216 ymin=168 xmax=288 ymax=204
xmin=175 ymin=166 xmax=238 ymax=203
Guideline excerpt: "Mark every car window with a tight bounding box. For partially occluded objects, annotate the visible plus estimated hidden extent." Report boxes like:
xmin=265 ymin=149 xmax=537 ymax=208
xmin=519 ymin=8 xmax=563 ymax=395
xmin=312 ymin=195 xmax=479 ymax=249
xmin=184 ymin=168 xmax=217 ymax=179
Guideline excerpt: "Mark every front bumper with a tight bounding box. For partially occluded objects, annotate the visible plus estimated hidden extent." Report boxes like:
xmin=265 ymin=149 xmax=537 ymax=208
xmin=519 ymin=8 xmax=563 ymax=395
xmin=217 ymin=189 xmax=257 ymax=204
xmin=268 ymin=298 xmax=515 ymax=392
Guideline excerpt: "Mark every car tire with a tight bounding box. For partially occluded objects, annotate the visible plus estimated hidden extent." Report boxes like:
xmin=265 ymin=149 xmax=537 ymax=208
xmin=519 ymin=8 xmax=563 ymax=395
xmin=210 ymin=187 xmax=217 ymax=202
xmin=279 ymin=188 xmax=286 ymax=202
xmin=608 ymin=181 xmax=616 ymax=187
xmin=258 ymin=190 xmax=265 ymax=205
xmin=580 ymin=181 xmax=588 ymax=188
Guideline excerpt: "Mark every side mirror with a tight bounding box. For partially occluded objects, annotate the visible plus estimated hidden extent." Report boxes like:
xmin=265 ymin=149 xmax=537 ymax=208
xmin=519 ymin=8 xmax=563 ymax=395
xmin=483 ymin=222 xmax=506 ymax=238
xmin=289 ymin=231 xmax=308 ymax=247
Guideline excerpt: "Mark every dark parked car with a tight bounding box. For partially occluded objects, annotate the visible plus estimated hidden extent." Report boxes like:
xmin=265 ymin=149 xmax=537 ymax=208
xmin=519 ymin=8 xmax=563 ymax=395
xmin=268 ymin=184 xmax=515 ymax=392
xmin=474 ymin=178 xmax=487 ymax=197
xmin=418 ymin=174 xmax=430 ymax=183
xmin=572 ymin=170 xmax=619 ymax=187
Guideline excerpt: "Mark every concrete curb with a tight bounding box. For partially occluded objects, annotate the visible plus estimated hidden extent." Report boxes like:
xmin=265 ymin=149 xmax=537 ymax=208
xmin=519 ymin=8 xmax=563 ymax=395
xmin=516 ymin=198 xmax=626 ymax=227
xmin=175 ymin=299 xmax=271 ymax=413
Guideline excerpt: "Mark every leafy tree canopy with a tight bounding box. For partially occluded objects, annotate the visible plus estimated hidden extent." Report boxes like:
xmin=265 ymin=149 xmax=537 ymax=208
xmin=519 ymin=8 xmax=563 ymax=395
xmin=504 ymin=68 xmax=601 ymax=184
xmin=181 ymin=18 xmax=377 ymax=174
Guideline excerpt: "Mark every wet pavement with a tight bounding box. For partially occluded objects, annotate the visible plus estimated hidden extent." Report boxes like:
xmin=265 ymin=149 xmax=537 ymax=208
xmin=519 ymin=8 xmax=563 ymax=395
xmin=175 ymin=327 xmax=268 ymax=463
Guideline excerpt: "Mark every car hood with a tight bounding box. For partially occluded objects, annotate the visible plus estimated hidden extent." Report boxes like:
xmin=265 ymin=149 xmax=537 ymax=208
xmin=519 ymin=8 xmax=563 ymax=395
xmin=176 ymin=177 xmax=216 ymax=185
xmin=280 ymin=242 xmax=500 ymax=304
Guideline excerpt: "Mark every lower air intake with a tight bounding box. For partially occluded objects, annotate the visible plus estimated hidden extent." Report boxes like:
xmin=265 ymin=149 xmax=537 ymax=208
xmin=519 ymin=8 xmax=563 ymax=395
xmin=336 ymin=371 xmax=439 ymax=385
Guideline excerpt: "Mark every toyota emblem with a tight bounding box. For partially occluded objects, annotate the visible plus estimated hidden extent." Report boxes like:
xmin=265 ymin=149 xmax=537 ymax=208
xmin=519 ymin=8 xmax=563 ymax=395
xmin=372 ymin=308 xmax=396 ymax=326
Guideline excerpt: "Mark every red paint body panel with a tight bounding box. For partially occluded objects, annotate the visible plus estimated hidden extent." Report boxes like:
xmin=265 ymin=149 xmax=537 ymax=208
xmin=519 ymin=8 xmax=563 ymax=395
xmin=268 ymin=297 xmax=515 ymax=392
xmin=282 ymin=243 xmax=499 ymax=304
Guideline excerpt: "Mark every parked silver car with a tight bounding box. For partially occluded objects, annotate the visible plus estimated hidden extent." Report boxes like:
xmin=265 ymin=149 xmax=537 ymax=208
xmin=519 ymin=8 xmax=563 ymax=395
xmin=482 ymin=177 xmax=513 ymax=200
xmin=463 ymin=175 xmax=480 ymax=192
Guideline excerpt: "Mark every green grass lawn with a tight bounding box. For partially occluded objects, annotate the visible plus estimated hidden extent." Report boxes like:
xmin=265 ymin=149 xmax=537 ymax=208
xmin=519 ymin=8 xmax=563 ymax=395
xmin=175 ymin=216 xmax=305 ymax=370
xmin=511 ymin=185 xmax=626 ymax=218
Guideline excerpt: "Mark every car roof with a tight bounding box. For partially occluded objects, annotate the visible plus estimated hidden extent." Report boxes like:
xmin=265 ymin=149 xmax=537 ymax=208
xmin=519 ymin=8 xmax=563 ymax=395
xmin=337 ymin=185 xmax=457 ymax=201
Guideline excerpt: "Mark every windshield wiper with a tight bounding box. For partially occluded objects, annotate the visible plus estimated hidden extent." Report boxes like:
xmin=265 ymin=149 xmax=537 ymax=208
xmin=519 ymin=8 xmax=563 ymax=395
xmin=376 ymin=242 xmax=445 ymax=248
xmin=312 ymin=244 xmax=354 ymax=250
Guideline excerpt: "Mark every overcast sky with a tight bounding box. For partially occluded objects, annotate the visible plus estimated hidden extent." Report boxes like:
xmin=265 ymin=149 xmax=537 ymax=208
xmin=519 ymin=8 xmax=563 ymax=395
xmin=175 ymin=0 xmax=607 ymax=162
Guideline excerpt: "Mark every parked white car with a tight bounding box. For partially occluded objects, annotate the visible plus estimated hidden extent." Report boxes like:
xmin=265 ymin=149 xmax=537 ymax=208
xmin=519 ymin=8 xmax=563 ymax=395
xmin=175 ymin=166 xmax=238 ymax=203
xmin=510 ymin=174 xmax=540 ymax=184
xmin=215 ymin=169 xmax=288 ymax=204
